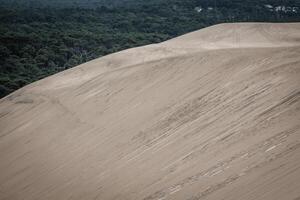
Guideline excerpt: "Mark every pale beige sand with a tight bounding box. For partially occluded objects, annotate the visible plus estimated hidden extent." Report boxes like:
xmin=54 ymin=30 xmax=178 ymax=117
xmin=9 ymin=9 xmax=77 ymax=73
xmin=0 ymin=23 xmax=300 ymax=200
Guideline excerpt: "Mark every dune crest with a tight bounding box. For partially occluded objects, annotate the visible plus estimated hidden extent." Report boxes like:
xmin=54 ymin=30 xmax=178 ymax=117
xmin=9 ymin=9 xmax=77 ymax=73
xmin=0 ymin=23 xmax=300 ymax=200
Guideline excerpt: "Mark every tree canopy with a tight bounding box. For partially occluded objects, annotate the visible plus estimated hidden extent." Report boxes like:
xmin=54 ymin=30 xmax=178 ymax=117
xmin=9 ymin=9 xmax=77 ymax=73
xmin=0 ymin=0 xmax=300 ymax=97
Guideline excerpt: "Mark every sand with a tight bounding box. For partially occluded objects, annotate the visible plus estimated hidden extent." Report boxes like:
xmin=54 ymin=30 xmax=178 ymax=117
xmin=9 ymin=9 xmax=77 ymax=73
xmin=0 ymin=23 xmax=300 ymax=200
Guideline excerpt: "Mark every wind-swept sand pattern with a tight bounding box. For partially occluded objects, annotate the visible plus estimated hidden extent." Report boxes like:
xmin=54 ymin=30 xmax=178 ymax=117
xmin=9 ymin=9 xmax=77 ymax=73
xmin=0 ymin=23 xmax=300 ymax=200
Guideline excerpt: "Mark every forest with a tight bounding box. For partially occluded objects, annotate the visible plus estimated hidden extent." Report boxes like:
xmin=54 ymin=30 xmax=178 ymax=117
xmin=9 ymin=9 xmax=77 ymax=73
xmin=1 ymin=0 xmax=300 ymax=97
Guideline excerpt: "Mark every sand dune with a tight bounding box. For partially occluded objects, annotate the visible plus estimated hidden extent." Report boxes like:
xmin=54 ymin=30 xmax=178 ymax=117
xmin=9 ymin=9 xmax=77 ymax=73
xmin=0 ymin=23 xmax=300 ymax=200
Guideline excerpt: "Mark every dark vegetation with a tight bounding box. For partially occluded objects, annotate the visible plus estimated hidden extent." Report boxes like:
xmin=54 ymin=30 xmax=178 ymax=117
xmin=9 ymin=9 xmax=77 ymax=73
xmin=0 ymin=0 xmax=300 ymax=97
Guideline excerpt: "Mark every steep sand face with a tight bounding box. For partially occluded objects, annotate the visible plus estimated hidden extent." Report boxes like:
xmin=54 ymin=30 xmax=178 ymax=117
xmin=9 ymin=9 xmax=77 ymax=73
xmin=0 ymin=23 xmax=300 ymax=200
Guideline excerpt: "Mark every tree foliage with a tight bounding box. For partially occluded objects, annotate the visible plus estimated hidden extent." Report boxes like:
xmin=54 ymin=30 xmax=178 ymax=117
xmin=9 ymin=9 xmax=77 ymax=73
xmin=0 ymin=0 xmax=299 ymax=97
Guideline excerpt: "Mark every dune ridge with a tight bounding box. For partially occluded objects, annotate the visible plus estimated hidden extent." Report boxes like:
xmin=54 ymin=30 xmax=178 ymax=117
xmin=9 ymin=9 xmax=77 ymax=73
xmin=0 ymin=23 xmax=300 ymax=200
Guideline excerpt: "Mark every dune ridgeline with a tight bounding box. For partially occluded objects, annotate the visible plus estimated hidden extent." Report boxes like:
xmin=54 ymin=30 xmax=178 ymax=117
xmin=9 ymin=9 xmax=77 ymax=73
xmin=0 ymin=23 xmax=300 ymax=200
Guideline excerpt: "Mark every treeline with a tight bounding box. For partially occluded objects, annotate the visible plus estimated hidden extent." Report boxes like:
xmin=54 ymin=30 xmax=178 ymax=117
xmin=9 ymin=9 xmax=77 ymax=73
xmin=0 ymin=0 xmax=300 ymax=97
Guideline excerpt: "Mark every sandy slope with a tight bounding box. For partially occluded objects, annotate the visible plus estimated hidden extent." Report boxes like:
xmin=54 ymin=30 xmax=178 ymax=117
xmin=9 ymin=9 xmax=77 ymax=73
xmin=0 ymin=23 xmax=300 ymax=200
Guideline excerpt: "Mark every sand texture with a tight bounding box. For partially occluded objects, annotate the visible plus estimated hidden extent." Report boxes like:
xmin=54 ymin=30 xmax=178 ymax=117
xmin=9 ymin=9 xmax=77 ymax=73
xmin=0 ymin=23 xmax=300 ymax=200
